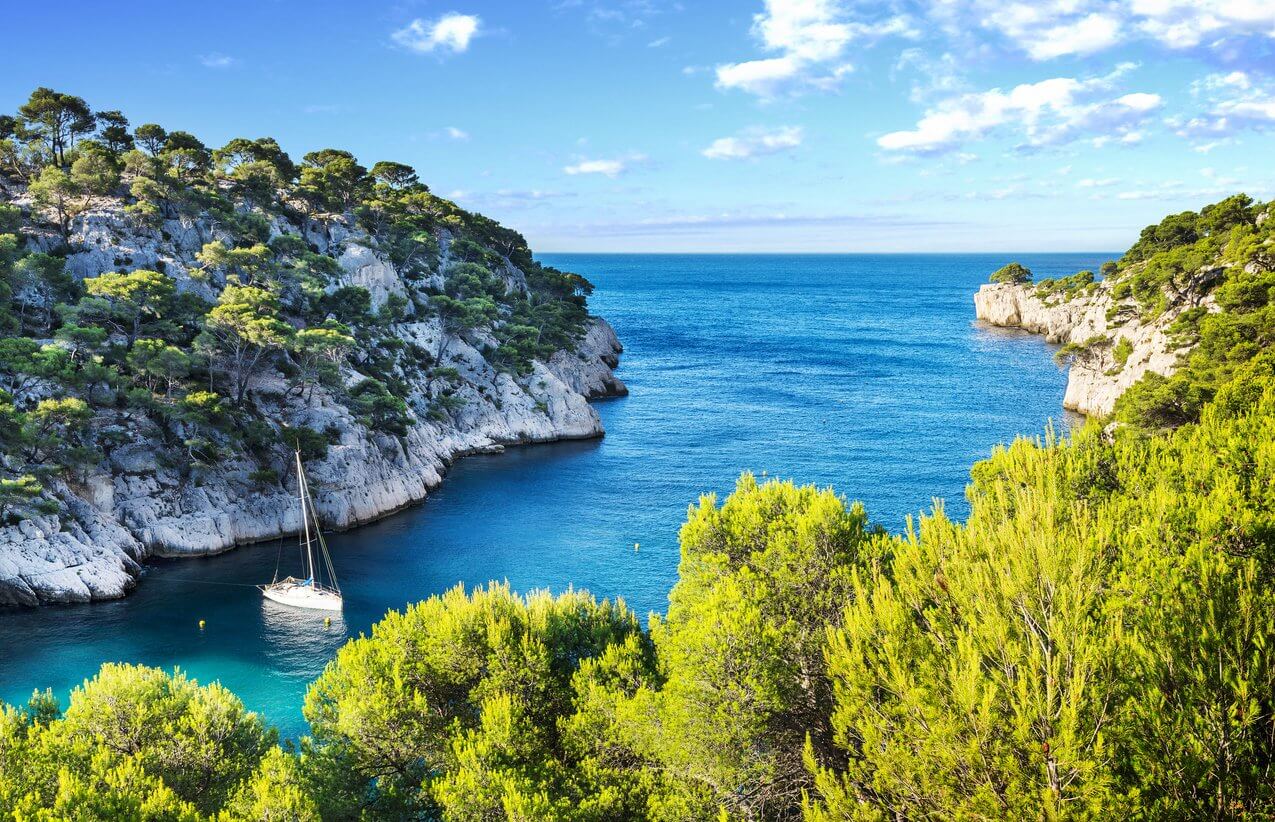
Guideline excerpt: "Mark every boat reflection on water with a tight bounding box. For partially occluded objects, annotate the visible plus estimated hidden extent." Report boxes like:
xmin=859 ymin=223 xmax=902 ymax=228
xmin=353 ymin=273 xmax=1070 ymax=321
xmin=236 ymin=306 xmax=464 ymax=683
xmin=259 ymin=598 xmax=351 ymax=675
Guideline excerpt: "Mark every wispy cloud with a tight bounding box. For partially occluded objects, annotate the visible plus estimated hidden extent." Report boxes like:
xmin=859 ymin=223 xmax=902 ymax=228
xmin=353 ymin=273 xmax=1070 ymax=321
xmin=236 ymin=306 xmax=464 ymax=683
xmin=563 ymin=153 xmax=646 ymax=177
xmin=452 ymin=189 xmax=578 ymax=210
xmin=392 ymin=13 xmax=481 ymax=56
xmin=199 ymin=53 xmax=238 ymax=69
xmin=1132 ymin=0 xmax=1275 ymax=50
xmin=967 ymin=5 xmax=1122 ymax=60
xmin=715 ymin=0 xmax=915 ymax=99
xmin=562 ymin=210 xmax=963 ymax=237
xmin=445 ymin=126 xmax=470 ymax=141
xmin=930 ymin=0 xmax=1275 ymax=60
xmin=564 ymin=158 xmax=627 ymax=177
xmin=1173 ymin=71 xmax=1275 ymax=143
xmin=555 ymin=0 xmax=679 ymax=35
xmin=703 ymin=126 xmax=803 ymax=160
xmin=878 ymin=67 xmax=1162 ymax=155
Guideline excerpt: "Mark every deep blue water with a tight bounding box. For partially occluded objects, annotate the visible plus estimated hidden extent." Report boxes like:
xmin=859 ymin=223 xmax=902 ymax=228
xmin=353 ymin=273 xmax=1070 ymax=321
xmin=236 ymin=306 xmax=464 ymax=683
xmin=0 ymin=253 xmax=1109 ymax=739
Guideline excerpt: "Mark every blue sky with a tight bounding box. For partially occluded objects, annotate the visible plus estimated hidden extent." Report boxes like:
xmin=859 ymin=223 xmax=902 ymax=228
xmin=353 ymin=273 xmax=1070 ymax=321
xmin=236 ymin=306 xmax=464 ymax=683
xmin=3 ymin=0 xmax=1273 ymax=252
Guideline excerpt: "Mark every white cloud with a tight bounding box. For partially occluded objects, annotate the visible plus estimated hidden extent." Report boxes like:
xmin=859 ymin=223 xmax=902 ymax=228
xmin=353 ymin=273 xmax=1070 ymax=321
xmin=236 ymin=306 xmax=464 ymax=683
xmin=1078 ymin=177 xmax=1121 ymax=188
xmin=392 ymin=13 xmax=481 ymax=55
xmin=648 ymin=36 xmax=671 ymax=47
xmin=715 ymin=0 xmax=913 ymax=98
xmin=1176 ymin=71 xmax=1275 ymax=141
xmin=703 ymin=126 xmax=804 ymax=159
xmin=926 ymin=2 xmax=1124 ymax=60
xmin=445 ymin=126 xmax=470 ymax=141
xmin=1132 ymin=0 xmax=1275 ymax=49
xmin=878 ymin=71 xmax=1162 ymax=155
xmin=199 ymin=53 xmax=238 ymax=69
xmin=927 ymin=0 xmax=1275 ymax=61
xmin=716 ymin=56 xmax=809 ymax=98
xmin=1197 ymin=71 xmax=1253 ymax=93
xmin=1116 ymin=92 xmax=1162 ymax=111
xmin=1192 ymin=139 xmax=1234 ymax=153
xmin=1025 ymin=12 xmax=1123 ymax=60
xmin=563 ymin=156 xmax=638 ymax=177
xmin=453 ymin=188 xmax=577 ymax=210
xmin=893 ymin=49 xmax=966 ymax=104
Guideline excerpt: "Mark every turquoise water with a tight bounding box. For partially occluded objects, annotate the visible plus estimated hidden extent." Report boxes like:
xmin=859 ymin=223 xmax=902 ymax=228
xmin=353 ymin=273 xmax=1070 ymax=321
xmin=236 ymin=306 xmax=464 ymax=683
xmin=0 ymin=253 xmax=1109 ymax=738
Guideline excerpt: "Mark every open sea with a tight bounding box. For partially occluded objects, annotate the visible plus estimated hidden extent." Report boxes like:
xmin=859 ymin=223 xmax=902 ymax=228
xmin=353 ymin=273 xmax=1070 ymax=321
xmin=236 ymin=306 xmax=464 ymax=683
xmin=0 ymin=253 xmax=1110 ymax=738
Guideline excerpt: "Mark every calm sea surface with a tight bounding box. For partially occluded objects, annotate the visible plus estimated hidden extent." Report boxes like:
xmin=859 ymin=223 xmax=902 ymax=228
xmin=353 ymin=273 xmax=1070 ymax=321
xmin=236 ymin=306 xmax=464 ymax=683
xmin=0 ymin=253 xmax=1109 ymax=738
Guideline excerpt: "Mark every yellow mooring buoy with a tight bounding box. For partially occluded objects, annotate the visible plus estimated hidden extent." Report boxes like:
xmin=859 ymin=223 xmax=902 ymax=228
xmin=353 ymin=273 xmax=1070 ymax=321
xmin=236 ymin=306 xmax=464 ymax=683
xmin=198 ymin=619 xmax=206 ymax=630
xmin=324 ymin=617 xmax=332 ymax=628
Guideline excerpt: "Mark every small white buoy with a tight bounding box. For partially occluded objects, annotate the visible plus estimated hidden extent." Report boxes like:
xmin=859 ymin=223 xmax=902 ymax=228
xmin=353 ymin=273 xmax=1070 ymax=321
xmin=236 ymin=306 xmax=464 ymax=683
xmin=761 ymin=470 xmax=768 ymax=477
xmin=634 ymin=542 xmax=640 ymax=552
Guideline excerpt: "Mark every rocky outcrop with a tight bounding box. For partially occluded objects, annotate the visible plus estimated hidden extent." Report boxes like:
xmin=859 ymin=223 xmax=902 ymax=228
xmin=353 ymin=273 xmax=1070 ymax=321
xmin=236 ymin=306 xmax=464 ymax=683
xmin=0 ymin=200 xmax=625 ymax=606
xmin=548 ymin=319 xmax=627 ymax=399
xmin=974 ymin=281 xmax=1206 ymax=416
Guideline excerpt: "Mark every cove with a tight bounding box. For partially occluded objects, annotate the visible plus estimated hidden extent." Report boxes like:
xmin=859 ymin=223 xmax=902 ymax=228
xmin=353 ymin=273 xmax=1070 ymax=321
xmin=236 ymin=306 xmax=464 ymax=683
xmin=0 ymin=252 xmax=1108 ymax=739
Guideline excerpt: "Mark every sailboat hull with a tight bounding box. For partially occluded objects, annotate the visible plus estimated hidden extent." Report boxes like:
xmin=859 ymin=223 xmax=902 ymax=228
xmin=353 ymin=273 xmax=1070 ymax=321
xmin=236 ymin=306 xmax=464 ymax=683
xmin=261 ymin=579 xmax=343 ymax=611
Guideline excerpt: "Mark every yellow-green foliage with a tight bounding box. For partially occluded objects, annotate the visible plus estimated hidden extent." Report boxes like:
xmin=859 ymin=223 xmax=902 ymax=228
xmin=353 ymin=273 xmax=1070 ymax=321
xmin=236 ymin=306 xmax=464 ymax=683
xmin=303 ymin=582 xmax=656 ymax=820
xmin=806 ymin=376 xmax=1275 ymax=820
xmin=3 ymin=199 xmax=1274 ymax=821
xmin=0 ymin=664 xmax=276 ymax=820
xmin=5 ymin=391 xmax=1275 ymax=820
xmin=613 ymin=476 xmax=884 ymax=819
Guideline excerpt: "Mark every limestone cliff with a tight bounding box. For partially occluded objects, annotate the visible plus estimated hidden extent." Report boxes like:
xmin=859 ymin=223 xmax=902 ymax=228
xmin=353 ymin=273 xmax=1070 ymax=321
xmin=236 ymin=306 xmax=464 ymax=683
xmin=974 ymin=280 xmax=1205 ymax=416
xmin=0 ymin=197 xmax=625 ymax=606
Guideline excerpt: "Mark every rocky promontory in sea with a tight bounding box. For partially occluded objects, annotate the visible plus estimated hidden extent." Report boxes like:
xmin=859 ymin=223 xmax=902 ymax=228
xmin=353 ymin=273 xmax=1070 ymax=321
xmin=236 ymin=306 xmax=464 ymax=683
xmin=0 ymin=89 xmax=625 ymax=606
xmin=974 ymin=277 xmax=1198 ymax=416
xmin=975 ymin=197 xmax=1272 ymax=417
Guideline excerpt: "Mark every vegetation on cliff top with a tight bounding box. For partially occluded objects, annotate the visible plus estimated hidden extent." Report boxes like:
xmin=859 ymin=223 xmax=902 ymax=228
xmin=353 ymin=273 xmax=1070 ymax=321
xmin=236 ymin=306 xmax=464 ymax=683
xmin=0 ymin=87 xmax=596 ymax=521
xmin=1111 ymin=194 xmax=1274 ymax=429
xmin=3 ymin=198 xmax=1275 ymax=818
xmin=990 ymin=193 xmax=1275 ymax=432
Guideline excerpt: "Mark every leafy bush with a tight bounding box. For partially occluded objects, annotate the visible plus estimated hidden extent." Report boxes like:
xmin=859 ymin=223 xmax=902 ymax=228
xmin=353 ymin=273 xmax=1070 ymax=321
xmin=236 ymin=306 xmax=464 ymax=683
xmin=347 ymin=378 xmax=412 ymax=436
xmin=1034 ymin=268 xmax=1095 ymax=301
xmin=1112 ymin=335 xmax=1134 ymax=368
xmin=990 ymin=261 xmax=1032 ymax=284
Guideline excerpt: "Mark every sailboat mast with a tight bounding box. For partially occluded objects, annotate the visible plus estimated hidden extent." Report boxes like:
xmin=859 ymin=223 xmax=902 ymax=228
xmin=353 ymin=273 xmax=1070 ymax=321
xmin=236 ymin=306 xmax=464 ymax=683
xmin=297 ymin=450 xmax=315 ymax=582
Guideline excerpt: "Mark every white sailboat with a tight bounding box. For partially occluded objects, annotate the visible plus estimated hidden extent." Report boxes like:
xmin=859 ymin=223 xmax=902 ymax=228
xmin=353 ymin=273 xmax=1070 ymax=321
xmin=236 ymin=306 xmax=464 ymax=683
xmin=260 ymin=450 xmax=343 ymax=611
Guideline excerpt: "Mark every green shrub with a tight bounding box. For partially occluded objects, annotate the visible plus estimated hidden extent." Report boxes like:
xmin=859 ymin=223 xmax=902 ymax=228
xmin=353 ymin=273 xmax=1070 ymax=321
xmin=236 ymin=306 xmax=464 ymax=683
xmin=989 ymin=261 xmax=1032 ymax=284
xmin=1112 ymin=336 xmax=1134 ymax=368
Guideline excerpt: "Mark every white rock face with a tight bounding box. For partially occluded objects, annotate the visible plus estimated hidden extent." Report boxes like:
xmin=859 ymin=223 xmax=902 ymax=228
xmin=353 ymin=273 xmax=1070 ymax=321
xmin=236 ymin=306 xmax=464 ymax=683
xmin=0 ymin=489 xmax=142 ymax=606
xmin=0 ymin=200 xmax=626 ymax=606
xmin=548 ymin=319 xmax=627 ymax=399
xmin=974 ymin=281 xmax=1209 ymax=416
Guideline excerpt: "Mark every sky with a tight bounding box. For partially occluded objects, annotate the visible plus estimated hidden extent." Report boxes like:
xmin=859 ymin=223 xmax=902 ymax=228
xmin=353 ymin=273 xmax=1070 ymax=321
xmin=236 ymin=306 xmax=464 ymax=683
xmin=2 ymin=0 xmax=1273 ymax=252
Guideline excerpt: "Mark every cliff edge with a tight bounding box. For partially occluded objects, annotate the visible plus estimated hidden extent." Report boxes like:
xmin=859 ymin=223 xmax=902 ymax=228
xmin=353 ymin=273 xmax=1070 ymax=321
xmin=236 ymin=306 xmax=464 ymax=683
xmin=974 ymin=280 xmax=1201 ymax=416
xmin=0 ymin=87 xmax=628 ymax=606
xmin=0 ymin=195 xmax=625 ymax=606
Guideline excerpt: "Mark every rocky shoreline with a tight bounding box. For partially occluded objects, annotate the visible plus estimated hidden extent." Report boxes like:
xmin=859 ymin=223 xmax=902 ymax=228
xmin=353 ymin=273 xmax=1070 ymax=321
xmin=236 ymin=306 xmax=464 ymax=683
xmin=0 ymin=197 xmax=627 ymax=607
xmin=0 ymin=320 xmax=624 ymax=607
xmin=973 ymin=279 xmax=1204 ymax=416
